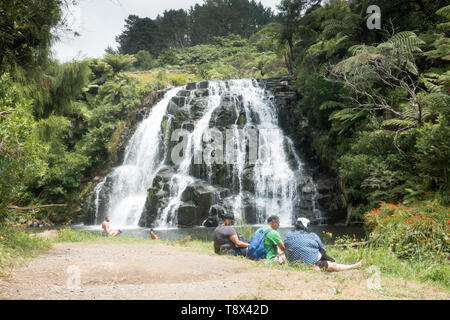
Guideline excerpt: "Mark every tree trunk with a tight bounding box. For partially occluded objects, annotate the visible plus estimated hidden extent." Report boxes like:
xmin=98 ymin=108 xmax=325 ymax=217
xmin=7 ymin=204 xmax=68 ymax=211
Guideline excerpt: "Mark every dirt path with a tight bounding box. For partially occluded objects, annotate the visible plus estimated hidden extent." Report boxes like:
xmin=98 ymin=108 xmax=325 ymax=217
xmin=0 ymin=242 xmax=448 ymax=300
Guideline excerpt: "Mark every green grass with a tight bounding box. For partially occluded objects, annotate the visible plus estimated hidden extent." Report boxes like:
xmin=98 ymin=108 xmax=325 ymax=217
xmin=160 ymin=234 xmax=449 ymax=290
xmin=327 ymin=245 xmax=449 ymax=290
xmin=55 ymin=228 xmax=150 ymax=244
xmin=0 ymin=225 xmax=51 ymax=278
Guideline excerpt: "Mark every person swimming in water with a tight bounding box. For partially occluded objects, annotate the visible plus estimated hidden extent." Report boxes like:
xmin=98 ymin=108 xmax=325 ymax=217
xmin=150 ymin=228 xmax=160 ymax=240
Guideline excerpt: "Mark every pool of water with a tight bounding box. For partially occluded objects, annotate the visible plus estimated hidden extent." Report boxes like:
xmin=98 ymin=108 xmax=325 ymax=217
xmin=72 ymin=224 xmax=366 ymax=243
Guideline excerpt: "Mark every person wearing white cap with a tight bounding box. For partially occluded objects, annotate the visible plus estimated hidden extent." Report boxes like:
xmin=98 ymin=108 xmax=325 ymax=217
xmin=284 ymin=217 xmax=364 ymax=272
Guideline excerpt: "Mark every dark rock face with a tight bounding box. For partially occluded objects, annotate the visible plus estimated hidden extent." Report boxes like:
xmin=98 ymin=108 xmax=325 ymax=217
xmin=260 ymin=77 xmax=346 ymax=223
xmin=82 ymin=175 xmax=114 ymax=225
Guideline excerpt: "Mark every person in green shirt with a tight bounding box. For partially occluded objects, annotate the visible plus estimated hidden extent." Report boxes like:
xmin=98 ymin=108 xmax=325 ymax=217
xmin=257 ymin=215 xmax=286 ymax=262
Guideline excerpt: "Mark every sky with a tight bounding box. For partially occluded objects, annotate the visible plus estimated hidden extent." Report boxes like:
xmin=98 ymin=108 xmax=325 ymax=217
xmin=52 ymin=0 xmax=281 ymax=62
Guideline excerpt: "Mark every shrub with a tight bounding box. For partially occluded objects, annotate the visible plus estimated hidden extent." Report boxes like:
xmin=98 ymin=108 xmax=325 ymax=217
xmin=365 ymin=200 xmax=449 ymax=263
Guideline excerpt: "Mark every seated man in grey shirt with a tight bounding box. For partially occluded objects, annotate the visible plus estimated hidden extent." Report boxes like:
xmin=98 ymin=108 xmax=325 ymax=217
xmin=213 ymin=213 xmax=249 ymax=256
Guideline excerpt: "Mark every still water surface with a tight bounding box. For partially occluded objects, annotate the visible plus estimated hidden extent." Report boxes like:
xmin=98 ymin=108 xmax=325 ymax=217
xmin=72 ymin=224 xmax=366 ymax=243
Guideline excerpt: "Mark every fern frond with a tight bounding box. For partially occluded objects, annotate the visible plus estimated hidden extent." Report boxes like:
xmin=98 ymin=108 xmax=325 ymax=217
xmin=381 ymin=119 xmax=417 ymax=130
xmin=436 ymin=5 xmax=450 ymax=20
xmin=320 ymin=101 xmax=343 ymax=110
xmin=421 ymin=76 xmax=446 ymax=93
xmin=423 ymin=92 xmax=450 ymax=111
xmin=329 ymin=109 xmax=366 ymax=134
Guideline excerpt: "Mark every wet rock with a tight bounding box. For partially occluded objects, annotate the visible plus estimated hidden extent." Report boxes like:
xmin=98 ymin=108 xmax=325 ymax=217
xmin=194 ymin=89 xmax=209 ymax=97
xmin=181 ymin=121 xmax=195 ymax=132
xmin=315 ymin=177 xmax=338 ymax=193
xmin=301 ymin=182 xmax=315 ymax=194
xmin=198 ymin=81 xmax=209 ymax=89
xmin=152 ymin=167 xmax=175 ymax=189
xmin=177 ymin=201 xmax=201 ymax=227
xmin=186 ymin=82 xmax=197 ymax=90
xmin=83 ymin=175 xmax=114 ymax=225
xmin=209 ymin=95 xmax=242 ymax=129
xmin=190 ymin=97 xmax=209 ymax=119
xmin=171 ymin=96 xmax=186 ymax=108
xmin=138 ymin=187 xmax=168 ymax=228
xmin=202 ymin=204 xmax=227 ymax=227
xmin=176 ymin=90 xmax=191 ymax=97
xmin=242 ymin=167 xmax=255 ymax=193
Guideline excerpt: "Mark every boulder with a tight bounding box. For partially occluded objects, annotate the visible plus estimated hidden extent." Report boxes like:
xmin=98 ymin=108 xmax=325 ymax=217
xmin=202 ymin=204 xmax=227 ymax=227
xmin=177 ymin=201 xmax=200 ymax=227
xmin=186 ymin=82 xmax=197 ymax=90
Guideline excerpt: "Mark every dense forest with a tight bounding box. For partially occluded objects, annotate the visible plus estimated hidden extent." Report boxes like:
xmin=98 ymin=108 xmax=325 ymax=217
xmin=0 ymin=0 xmax=448 ymax=236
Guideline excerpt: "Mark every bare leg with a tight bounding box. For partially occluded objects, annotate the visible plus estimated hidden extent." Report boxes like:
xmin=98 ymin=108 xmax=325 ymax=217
xmin=326 ymin=260 xmax=364 ymax=272
xmin=109 ymin=230 xmax=120 ymax=237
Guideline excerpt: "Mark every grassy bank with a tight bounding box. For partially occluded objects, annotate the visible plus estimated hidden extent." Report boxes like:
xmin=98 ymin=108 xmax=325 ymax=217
xmin=0 ymin=225 xmax=52 ymax=278
xmin=169 ymin=237 xmax=449 ymax=291
xmin=1 ymin=227 xmax=448 ymax=292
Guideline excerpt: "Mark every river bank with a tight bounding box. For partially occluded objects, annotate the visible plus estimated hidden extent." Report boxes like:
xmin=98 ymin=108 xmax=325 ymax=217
xmin=0 ymin=229 xmax=448 ymax=300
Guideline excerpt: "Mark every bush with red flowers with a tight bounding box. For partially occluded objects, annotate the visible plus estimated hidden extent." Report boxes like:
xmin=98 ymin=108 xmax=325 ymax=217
xmin=365 ymin=200 xmax=449 ymax=263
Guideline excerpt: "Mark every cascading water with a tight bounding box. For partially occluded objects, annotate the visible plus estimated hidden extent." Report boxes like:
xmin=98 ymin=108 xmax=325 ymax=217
xmin=156 ymin=82 xmax=226 ymax=227
xmin=91 ymin=87 xmax=180 ymax=227
xmin=88 ymin=79 xmax=323 ymax=228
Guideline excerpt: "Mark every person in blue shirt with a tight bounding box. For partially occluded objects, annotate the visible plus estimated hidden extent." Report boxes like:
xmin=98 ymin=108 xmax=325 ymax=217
xmin=285 ymin=217 xmax=364 ymax=272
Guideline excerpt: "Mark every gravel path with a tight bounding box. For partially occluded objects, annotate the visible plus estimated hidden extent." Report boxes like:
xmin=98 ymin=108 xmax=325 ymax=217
xmin=0 ymin=242 xmax=448 ymax=300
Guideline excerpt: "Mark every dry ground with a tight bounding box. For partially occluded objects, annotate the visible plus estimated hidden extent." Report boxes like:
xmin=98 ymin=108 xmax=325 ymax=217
xmin=0 ymin=242 xmax=448 ymax=300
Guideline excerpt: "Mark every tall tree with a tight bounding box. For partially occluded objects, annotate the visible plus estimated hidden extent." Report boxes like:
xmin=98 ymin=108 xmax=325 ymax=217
xmin=116 ymin=15 xmax=164 ymax=56
xmin=277 ymin=0 xmax=321 ymax=73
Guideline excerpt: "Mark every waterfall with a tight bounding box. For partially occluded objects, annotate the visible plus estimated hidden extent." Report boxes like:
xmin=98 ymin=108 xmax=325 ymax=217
xmin=91 ymin=87 xmax=180 ymax=227
xmin=88 ymin=79 xmax=323 ymax=228
xmin=93 ymin=177 xmax=106 ymax=224
xmin=156 ymin=82 xmax=226 ymax=227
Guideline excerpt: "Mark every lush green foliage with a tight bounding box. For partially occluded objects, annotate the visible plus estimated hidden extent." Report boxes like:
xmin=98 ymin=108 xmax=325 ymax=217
xmin=0 ymin=0 xmax=62 ymax=74
xmin=154 ymin=33 xmax=288 ymax=79
xmin=0 ymin=74 xmax=47 ymax=219
xmin=279 ymin=0 xmax=449 ymax=220
xmin=116 ymin=0 xmax=276 ymax=56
